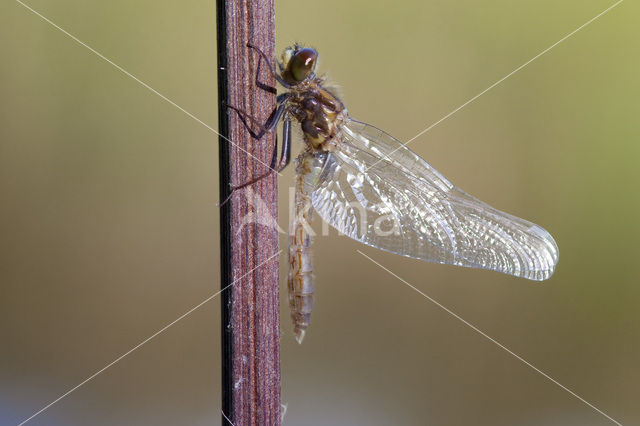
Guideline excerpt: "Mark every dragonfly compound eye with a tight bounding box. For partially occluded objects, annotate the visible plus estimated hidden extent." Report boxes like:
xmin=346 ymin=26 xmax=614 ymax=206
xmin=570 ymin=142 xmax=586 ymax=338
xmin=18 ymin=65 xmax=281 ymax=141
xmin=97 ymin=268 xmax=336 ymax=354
xmin=289 ymin=48 xmax=317 ymax=82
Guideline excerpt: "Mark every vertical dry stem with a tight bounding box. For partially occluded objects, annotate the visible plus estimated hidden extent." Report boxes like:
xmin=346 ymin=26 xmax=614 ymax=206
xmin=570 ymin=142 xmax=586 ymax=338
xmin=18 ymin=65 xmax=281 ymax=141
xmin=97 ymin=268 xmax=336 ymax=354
xmin=217 ymin=0 xmax=280 ymax=424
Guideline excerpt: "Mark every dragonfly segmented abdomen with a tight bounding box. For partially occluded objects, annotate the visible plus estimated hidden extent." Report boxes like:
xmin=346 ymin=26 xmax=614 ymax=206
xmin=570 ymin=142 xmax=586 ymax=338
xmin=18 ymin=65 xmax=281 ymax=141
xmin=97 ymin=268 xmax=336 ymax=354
xmin=287 ymin=154 xmax=317 ymax=343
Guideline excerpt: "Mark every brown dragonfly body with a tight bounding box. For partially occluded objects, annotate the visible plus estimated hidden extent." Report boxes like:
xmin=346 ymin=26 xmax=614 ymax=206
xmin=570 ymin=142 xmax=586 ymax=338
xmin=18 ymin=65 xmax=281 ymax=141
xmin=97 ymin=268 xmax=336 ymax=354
xmin=231 ymin=43 xmax=559 ymax=344
xmin=281 ymin=47 xmax=347 ymax=342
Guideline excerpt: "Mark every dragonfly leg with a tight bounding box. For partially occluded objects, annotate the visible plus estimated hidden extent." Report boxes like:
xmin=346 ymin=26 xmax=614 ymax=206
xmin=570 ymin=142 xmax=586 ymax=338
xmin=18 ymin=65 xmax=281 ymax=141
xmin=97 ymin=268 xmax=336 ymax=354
xmin=277 ymin=116 xmax=292 ymax=170
xmin=247 ymin=43 xmax=292 ymax=89
xmin=224 ymin=93 xmax=288 ymax=140
xmin=218 ymin=116 xmax=292 ymax=207
xmin=251 ymin=45 xmax=277 ymax=95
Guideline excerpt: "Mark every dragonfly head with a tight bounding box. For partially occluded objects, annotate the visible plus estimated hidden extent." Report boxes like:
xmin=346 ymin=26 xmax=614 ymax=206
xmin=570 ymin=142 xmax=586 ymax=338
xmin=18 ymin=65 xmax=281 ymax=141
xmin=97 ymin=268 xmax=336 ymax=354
xmin=280 ymin=45 xmax=318 ymax=85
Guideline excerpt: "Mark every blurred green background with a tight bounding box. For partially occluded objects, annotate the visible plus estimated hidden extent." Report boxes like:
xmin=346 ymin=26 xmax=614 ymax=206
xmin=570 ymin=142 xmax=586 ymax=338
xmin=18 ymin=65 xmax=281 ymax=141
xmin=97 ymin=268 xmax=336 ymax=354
xmin=1 ymin=0 xmax=638 ymax=424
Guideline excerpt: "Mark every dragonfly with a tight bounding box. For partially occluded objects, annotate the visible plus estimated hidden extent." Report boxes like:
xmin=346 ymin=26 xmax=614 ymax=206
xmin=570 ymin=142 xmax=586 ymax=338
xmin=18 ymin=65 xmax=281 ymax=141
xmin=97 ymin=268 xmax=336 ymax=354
xmin=228 ymin=43 xmax=559 ymax=344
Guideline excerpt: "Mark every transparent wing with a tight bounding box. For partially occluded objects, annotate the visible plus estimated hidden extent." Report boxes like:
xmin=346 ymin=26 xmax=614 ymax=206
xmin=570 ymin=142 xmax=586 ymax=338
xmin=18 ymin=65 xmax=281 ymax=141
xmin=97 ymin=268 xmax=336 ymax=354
xmin=309 ymin=118 xmax=558 ymax=280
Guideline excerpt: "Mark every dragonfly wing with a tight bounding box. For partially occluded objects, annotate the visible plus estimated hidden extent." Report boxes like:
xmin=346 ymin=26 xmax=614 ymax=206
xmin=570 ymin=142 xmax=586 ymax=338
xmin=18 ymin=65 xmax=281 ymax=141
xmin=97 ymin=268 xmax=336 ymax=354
xmin=308 ymin=118 xmax=558 ymax=281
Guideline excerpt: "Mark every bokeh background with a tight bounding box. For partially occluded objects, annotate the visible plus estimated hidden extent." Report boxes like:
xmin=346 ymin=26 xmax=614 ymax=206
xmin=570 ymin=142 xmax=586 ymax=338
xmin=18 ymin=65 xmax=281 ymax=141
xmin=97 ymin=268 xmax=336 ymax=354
xmin=1 ymin=0 xmax=639 ymax=424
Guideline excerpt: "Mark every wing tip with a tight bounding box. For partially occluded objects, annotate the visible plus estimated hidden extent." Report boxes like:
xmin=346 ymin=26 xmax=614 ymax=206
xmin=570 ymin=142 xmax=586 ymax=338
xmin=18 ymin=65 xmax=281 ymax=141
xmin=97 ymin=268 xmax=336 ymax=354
xmin=526 ymin=224 xmax=559 ymax=281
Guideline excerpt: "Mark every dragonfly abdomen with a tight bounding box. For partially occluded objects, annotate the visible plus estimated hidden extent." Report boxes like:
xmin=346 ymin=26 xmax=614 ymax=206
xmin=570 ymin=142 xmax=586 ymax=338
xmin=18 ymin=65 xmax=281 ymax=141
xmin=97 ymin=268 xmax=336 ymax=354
xmin=288 ymin=158 xmax=316 ymax=343
xmin=288 ymin=245 xmax=313 ymax=344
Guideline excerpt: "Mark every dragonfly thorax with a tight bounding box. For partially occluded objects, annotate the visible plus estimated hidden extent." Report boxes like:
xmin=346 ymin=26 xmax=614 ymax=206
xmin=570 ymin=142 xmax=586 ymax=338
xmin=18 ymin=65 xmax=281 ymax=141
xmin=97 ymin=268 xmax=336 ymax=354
xmin=287 ymin=83 xmax=347 ymax=152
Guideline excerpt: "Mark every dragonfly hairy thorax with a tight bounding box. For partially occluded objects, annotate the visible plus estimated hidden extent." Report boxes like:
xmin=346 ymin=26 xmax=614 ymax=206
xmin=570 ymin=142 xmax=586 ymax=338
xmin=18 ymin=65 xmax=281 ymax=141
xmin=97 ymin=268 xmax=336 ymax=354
xmin=229 ymin=43 xmax=559 ymax=344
